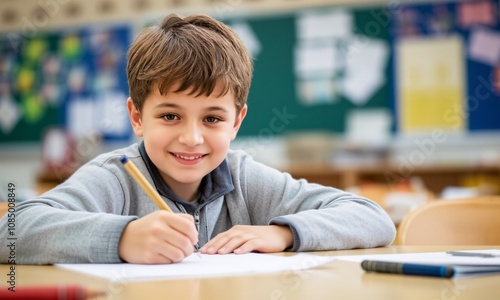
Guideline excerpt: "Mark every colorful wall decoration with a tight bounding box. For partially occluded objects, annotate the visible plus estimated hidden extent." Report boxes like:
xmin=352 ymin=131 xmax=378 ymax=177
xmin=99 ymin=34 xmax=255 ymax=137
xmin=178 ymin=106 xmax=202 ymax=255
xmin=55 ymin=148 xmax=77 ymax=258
xmin=0 ymin=24 xmax=131 ymax=143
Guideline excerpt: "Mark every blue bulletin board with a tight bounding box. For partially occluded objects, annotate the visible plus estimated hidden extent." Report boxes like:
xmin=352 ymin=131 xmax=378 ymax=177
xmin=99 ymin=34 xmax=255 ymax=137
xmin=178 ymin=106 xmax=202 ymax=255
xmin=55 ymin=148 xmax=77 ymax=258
xmin=0 ymin=24 xmax=131 ymax=144
xmin=390 ymin=0 xmax=500 ymax=133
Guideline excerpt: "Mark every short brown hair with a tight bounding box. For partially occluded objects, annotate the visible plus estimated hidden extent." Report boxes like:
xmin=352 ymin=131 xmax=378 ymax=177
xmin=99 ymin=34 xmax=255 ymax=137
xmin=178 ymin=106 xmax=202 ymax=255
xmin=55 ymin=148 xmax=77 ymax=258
xmin=127 ymin=14 xmax=253 ymax=112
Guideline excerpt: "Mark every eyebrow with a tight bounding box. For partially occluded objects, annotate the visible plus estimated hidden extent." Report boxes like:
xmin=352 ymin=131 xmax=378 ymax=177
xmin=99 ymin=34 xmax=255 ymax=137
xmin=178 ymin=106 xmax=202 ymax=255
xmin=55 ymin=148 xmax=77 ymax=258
xmin=153 ymin=103 xmax=229 ymax=113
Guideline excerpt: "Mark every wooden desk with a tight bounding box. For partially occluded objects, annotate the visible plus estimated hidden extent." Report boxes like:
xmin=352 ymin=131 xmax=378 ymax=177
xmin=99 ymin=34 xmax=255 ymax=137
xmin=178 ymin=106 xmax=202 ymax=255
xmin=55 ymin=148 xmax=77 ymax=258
xmin=1 ymin=246 xmax=499 ymax=300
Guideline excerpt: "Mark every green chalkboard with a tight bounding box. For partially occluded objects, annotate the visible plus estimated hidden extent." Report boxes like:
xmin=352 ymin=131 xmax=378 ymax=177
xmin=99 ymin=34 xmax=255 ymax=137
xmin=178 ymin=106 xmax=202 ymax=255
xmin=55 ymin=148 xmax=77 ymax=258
xmin=222 ymin=7 xmax=390 ymax=137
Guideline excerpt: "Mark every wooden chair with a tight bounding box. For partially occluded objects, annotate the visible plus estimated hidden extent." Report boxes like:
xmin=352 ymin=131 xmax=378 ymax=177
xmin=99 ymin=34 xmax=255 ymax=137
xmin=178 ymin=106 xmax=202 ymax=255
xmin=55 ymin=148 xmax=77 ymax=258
xmin=397 ymin=196 xmax=500 ymax=245
xmin=0 ymin=202 xmax=8 ymax=218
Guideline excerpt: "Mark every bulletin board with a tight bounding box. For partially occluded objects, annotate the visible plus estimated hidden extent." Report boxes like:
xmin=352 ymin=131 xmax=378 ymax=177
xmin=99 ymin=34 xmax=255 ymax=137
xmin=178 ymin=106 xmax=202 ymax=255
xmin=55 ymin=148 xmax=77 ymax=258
xmin=391 ymin=0 xmax=500 ymax=133
xmin=222 ymin=7 xmax=391 ymax=136
xmin=2 ymin=1 xmax=497 ymax=144
xmin=0 ymin=25 xmax=131 ymax=144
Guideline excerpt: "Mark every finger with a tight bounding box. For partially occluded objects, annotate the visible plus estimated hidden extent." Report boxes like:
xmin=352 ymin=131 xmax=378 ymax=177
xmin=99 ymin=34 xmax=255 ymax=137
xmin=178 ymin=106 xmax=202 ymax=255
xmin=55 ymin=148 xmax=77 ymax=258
xmin=159 ymin=241 xmax=193 ymax=263
xmin=177 ymin=214 xmax=200 ymax=245
xmin=234 ymin=239 xmax=262 ymax=254
xmin=164 ymin=213 xmax=199 ymax=245
xmin=216 ymin=233 xmax=252 ymax=254
xmin=151 ymin=242 xmax=187 ymax=264
xmin=200 ymin=232 xmax=232 ymax=254
xmin=147 ymin=216 xmax=195 ymax=257
xmin=201 ymin=228 xmax=249 ymax=254
xmin=138 ymin=232 xmax=186 ymax=264
xmin=160 ymin=224 xmax=196 ymax=257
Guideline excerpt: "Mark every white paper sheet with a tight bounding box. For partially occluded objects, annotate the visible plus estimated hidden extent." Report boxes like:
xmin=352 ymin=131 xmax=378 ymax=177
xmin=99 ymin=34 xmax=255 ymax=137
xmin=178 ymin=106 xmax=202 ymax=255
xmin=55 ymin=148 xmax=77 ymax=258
xmin=97 ymin=91 xmax=130 ymax=136
xmin=0 ymin=96 xmax=21 ymax=134
xmin=342 ymin=70 xmax=385 ymax=105
xmin=337 ymin=249 xmax=500 ymax=265
xmin=68 ymin=97 xmax=96 ymax=139
xmin=344 ymin=37 xmax=388 ymax=74
xmin=294 ymin=43 xmax=339 ymax=78
xmin=56 ymin=253 xmax=336 ymax=282
xmin=342 ymin=38 xmax=388 ymax=104
xmin=469 ymin=27 xmax=500 ymax=66
xmin=296 ymin=10 xmax=352 ymax=40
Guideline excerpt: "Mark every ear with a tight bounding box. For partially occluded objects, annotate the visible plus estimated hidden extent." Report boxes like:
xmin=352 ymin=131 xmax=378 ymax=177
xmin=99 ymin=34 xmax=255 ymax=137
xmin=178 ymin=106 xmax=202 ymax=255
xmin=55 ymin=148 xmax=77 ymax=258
xmin=231 ymin=104 xmax=247 ymax=140
xmin=127 ymin=97 xmax=143 ymax=137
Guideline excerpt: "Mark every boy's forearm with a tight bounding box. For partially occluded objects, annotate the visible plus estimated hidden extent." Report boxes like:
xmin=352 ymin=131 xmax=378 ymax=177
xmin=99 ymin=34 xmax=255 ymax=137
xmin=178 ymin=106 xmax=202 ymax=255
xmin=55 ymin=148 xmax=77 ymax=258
xmin=271 ymin=202 xmax=396 ymax=252
xmin=0 ymin=204 xmax=135 ymax=264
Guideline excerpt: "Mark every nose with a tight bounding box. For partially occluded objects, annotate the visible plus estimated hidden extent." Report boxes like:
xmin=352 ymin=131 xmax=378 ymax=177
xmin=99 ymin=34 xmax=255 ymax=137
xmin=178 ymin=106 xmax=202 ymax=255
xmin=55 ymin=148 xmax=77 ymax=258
xmin=178 ymin=121 xmax=204 ymax=147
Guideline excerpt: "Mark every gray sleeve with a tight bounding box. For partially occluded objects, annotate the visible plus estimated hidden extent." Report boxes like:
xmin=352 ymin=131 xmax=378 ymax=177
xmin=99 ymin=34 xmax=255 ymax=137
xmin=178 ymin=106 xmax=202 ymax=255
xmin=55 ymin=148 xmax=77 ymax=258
xmin=0 ymin=163 xmax=137 ymax=264
xmin=238 ymin=154 xmax=396 ymax=251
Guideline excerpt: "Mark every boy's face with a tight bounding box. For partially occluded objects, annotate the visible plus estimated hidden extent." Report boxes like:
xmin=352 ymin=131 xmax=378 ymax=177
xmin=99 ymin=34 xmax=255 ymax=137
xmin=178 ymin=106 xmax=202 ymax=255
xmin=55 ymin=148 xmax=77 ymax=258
xmin=127 ymin=83 xmax=247 ymax=200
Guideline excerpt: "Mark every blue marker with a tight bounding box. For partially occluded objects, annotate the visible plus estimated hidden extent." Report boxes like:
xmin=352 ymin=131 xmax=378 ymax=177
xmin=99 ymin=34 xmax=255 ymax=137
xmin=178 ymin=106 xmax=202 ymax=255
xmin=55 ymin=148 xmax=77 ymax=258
xmin=361 ymin=260 xmax=455 ymax=278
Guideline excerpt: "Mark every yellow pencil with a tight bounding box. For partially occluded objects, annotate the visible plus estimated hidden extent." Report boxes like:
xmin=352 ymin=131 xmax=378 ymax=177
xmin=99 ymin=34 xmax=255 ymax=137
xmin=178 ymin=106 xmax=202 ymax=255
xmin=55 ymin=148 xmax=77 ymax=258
xmin=120 ymin=155 xmax=173 ymax=212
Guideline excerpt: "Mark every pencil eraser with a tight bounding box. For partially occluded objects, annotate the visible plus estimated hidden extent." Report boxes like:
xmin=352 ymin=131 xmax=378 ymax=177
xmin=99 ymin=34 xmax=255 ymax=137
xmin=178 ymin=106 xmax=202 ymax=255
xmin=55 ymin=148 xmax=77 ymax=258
xmin=120 ymin=155 xmax=129 ymax=164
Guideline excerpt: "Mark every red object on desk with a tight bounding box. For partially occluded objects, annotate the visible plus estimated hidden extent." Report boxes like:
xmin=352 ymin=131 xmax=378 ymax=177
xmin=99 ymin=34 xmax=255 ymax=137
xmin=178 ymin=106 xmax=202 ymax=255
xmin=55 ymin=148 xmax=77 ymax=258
xmin=0 ymin=285 xmax=104 ymax=300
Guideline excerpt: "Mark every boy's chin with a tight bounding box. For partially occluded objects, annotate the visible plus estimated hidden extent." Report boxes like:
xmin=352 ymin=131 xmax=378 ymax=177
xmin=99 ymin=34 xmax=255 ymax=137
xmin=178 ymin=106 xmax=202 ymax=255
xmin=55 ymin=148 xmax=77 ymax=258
xmin=171 ymin=176 xmax=204 ymax=185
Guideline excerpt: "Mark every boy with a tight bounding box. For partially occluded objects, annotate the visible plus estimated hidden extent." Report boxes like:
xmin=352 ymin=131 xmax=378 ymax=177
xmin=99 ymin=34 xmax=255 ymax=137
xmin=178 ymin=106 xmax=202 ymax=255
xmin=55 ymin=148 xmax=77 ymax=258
xmin=0 ymin=14 xmax=395 ymax=264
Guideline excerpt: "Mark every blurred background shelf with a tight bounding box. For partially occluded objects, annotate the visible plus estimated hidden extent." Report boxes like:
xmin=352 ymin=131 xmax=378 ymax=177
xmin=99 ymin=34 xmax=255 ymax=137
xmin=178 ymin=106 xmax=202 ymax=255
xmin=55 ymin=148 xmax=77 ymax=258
xmin=283 ymin=163 xmax=500 ymax=195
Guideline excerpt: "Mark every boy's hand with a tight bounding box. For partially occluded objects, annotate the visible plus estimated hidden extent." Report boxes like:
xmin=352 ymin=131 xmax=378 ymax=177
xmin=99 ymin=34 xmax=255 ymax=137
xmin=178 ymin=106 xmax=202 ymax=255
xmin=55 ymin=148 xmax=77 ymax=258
xmin=199 ymin=225 xmax=293 ymax=255
xmin=118 ymin=211 xmax=198 ymax=264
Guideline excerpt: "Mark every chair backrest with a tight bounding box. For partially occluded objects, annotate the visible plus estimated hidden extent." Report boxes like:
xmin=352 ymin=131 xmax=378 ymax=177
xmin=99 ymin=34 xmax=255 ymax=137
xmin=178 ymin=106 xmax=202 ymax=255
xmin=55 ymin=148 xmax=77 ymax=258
xmin=0 ymin=202 xmax=9 ymax=218
xmin=397 ymin=196 xmax=500 ymax=245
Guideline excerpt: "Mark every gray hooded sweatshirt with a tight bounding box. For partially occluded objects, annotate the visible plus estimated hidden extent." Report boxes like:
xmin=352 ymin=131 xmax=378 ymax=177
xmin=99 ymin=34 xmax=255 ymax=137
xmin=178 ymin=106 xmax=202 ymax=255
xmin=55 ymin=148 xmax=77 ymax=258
xmin=0 ymin=142 xmax=396 ymax=264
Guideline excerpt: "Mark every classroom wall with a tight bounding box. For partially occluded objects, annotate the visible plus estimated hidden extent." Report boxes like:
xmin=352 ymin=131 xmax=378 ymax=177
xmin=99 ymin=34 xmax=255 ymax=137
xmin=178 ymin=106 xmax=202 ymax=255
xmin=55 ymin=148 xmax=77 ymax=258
xmin=1 ymin=0 xmax=499 ymax=198
xmin=0 ymin=0 xmax=389 ymax=193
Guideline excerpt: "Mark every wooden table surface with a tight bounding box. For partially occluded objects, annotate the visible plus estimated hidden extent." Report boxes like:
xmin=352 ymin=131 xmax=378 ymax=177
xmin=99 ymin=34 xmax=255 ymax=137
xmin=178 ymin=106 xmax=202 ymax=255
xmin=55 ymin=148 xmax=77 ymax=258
xmin=1 ymin=245 xmax=499 ymax=300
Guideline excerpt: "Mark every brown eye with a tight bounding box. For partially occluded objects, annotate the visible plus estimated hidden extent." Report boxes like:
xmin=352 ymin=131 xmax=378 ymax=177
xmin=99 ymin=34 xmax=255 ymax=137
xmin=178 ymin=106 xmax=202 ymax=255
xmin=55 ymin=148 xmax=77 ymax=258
xmin=205 ymin=116 xmax=220 ymax=123
xmin=162 ymin=114 xmax=179 ymax=121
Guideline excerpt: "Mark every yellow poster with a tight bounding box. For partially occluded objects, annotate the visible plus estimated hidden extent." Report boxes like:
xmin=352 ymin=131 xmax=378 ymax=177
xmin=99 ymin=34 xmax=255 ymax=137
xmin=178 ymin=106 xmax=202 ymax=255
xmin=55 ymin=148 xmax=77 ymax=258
xmin=397 ymin=36 xmax=465 ymax=133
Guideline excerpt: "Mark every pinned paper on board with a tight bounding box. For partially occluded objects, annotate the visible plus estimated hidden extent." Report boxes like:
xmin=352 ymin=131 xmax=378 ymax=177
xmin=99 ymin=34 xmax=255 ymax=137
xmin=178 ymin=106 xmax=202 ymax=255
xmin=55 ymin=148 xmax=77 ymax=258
xmin=342 ymin=38 xmax=388 ymax=105
xmin=342 ymin=71 xmax=385 ymax=106
xmin=294 ymin=42 xmax=340 ymax=78
xmin=344 ymin=37 xmax=388 ymax=72
xmin=68 ymin=98 xmax=96 ymax=139
xmin=468 ymin=27 xmax=500 ymax=66
xmin=294 ymin=9 xmax=388 ymax=106
xmin=0 ymin=97 xmax=21 ymax=134
xmin=296 ymin=10 xmax=352 ymax=40
xmin=98 ymin=91 xmax=130 ymax=137
xmin=396 ymin=36 xmax=465 ymax=133
xmin=457 ymin=0 xmax=496 ymax=28
xmin=294 ymin=10 xmax=348 ymax=105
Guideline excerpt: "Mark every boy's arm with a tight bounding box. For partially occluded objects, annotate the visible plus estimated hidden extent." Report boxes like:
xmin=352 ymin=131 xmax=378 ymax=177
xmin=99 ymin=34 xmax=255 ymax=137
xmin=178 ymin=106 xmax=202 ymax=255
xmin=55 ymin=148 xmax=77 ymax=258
xmin=0 ymin=164 xmax=137 ymax=264
xmin=233 ymin=151 xmax=397 ymax=252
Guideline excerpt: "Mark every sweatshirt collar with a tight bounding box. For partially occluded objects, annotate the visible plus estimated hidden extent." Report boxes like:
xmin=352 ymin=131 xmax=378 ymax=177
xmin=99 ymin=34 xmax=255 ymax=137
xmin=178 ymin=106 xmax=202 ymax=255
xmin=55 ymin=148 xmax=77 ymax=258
xmin=138 ymin=142 xmax=234 ymax=213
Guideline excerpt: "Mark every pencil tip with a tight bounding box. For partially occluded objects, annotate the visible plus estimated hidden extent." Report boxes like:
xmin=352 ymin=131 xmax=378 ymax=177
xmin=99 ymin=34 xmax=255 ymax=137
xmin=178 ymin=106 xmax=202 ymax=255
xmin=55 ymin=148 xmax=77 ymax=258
xmin=120 ymin=155 xmax=129 ymax=164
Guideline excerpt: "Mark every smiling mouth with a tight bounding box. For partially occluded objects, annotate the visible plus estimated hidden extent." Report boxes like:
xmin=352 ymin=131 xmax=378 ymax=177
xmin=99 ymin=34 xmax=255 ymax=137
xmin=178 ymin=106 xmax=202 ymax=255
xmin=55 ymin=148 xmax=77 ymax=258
xmin=172 ymin=153 xmax=206 ymax=160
